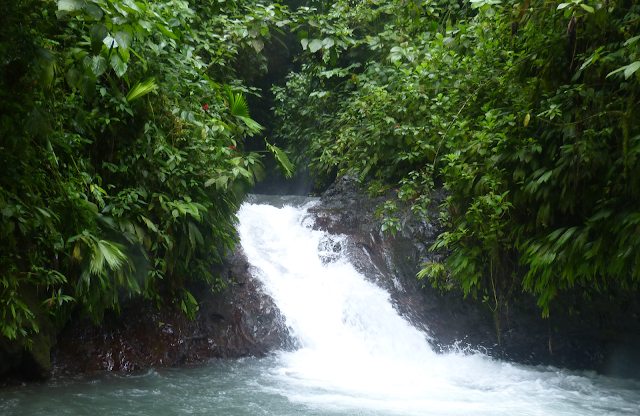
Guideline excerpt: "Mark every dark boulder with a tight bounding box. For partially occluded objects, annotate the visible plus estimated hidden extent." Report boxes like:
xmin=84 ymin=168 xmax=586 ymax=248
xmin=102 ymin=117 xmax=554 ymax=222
xmin=46 ymin=249 xmax=292 ymax=378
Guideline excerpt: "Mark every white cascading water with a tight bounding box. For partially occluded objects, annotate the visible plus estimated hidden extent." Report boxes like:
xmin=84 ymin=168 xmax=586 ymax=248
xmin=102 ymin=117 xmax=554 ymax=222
xmin=237 ymin=197 xmax=640 ymax=416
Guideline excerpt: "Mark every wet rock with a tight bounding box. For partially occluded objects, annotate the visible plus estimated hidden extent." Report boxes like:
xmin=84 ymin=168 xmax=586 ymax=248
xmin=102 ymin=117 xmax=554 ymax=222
xmin=310 ymin=176 xmax=640 ymax=379
xmin=318 ymin=235 xmax=343 ymax=264
xmin=49 ymin=249 xmax=292 ymax=377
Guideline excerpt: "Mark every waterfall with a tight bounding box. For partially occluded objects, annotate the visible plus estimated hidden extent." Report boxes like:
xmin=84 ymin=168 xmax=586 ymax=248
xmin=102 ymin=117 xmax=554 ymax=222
xmin=237 ymin=197 xmax=640 ymax=416
xmin=1 ymin=196 xmax=639 ymax=416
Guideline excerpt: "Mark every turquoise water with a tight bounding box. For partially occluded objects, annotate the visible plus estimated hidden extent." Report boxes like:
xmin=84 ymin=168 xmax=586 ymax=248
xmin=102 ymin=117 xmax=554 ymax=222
xmin=2 ymin=198 xmax=640 ymax=415
xmin=2 ymin=355 xmax=640 ymax=416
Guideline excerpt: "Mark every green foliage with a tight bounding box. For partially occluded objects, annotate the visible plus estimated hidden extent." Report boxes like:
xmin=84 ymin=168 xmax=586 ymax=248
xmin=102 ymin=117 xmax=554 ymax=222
xmin=265 ymin=139 xmax=295 ymax=178
xmin=0 ymin=0 xmax=293 ymax=344
xmin=272 ymin=0 xmax=640 ymax=316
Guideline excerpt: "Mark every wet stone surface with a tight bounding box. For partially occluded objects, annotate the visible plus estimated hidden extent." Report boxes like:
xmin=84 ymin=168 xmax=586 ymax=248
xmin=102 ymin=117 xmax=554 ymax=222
xmin=49 ymin=249 xmax=293 ymax=377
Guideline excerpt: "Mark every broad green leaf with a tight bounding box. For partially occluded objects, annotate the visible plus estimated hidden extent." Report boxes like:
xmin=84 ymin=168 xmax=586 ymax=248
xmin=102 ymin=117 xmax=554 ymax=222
xmin=580 ymin=4 xmax=594 ymax=13
xmin=265 ymin=139 xmax=294 ymax=178
xmin=80 ymin=75 xmax=96 ymax=100
xmin=607 ymin=61 xmax=640 ymax=79
xmin=37 ymin=48 xmax=55 ymax=63
xmin=308 ymin=39 xmax=323 ymax=53
xmin=624 ymin=61 xmax=640 ymax=79
xmin=90 ymin=24 xmax=109 ymax=54
xmin=66 ymin=67 xmax=82 ymax=89
xmin=58 ymin=0 xmax=84 ymax=11
xmin=156 ymin=23 xmax=179 ymax=40
xmin=121 ymin=0 xmax=142 ymax=13
xmin=114 ymin=30 xmax=133 ymax=50
xmin=607 ymin=65 xmax=627 ymax=78
xmin=103 ymin=35 xmax=118 ymax=49
xmin=110 ymin=53 xmax=128 ymax=77
xmin=215 ymin=176 xmax=229 ymax=190
xmin=84 ymin=3 xmax=104 ymax=20
xmin=137 ymin=19 xmax=154 ymax=33
xmin=90 ymin=55 xmax=108 ymax=77
xmin=557 ymin=3 xmax=570 ymax=9
xmin=139 ymin=215 xmax=158 ymax=232
xmin=188 ymin=222 xmax=204 ymax=246
xmin=237 ymin=116 xmax=264 ymax=134
xmin=40 ymin=61 xmax=54 ymax=89
xmin=625 ymin=36 xmax=640 ymax=46
xmin=119 ymin=47 xmax=130 ymax=63
xmin=301 ymin=38 xmax=309 ymax=50
xmin=251 ymin=38 xmax=264 ymax=53
xmin=322 ymin=37 xmax=335 ymax=49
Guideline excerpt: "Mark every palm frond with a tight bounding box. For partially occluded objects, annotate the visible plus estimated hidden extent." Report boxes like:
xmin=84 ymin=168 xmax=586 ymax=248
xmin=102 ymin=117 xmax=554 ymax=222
xmin=126 ymin=78 xmax=157 ymax=102
xmin=224 ymin=85 xmax=264 ymax=134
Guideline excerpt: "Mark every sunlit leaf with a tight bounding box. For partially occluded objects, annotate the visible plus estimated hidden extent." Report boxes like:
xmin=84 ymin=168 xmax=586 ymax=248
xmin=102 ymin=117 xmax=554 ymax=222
xmin=84 ymin=3 xmax=104 ymax=20
xmin=126 ymin=78 xmax=156 ymax=101
xmin=110 ymin=53 xmax=128 ymax=77
xmin=58 ymin=0 xmax=83 ymax=11
xmin=114 ymin=30 xmax=133 ymax=50
xmin=308 ymin=39 xmax=323 ymax=53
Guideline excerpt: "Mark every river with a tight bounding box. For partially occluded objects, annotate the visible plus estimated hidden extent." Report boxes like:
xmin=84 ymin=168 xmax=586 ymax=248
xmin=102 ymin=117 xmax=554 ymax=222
xmin=1 ymin=196 xmax=639 ymax=415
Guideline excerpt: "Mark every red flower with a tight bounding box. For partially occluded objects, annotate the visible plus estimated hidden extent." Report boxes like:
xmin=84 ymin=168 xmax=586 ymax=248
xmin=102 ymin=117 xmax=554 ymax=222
xmin=395 ymin=125 xmax=399 ymax=128
xmin=395 ymin=189 xmax=398 ymax=192
xmin=408 ymin=119 xmax=410 ymax=122
xmin=230 ymin=145 xmax=236 ymax=150
xmin=203 ymin=104 xmax=209 ymax=111
xmin=420 ymin=168 xmax=422 ymax=171
xmin=411 ymin=201 xmax=414 ymax=205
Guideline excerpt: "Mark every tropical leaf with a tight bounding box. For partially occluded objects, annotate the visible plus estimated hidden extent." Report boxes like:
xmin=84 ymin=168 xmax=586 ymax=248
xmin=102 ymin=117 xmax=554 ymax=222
xmin=236 ymin=116 xmax=264 ymax=133
xmin=126 ymin=78 xmax=157 ymax=101
xmin=224 ymin=84 xmax=249 ymax=118
xmin=58 ymin=0 xmax=84 ymax=12
xmin=114 ymin=30 xmax=133 ymax=50
xmin=224 ymin=85 xmax=264 ymax=133
xmin=265 ymin=139 xmax=295 ymax=178
xmin=110 ymin=54 xmax=128 ymax=77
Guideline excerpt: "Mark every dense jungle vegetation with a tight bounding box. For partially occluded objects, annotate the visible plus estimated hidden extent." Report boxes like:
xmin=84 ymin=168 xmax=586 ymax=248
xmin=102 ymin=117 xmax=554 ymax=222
xmin=0 ymin=0 xmax=297 ymax=350
xmin=1 ymin=0 xmax=639 ymax=358
xmin=271 ymin=0 xmax=640 ymax=318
